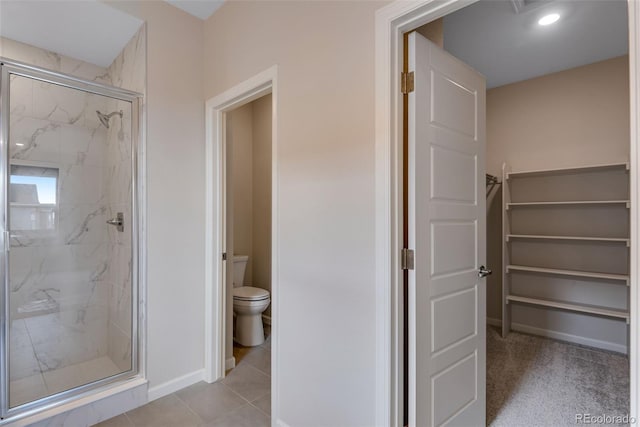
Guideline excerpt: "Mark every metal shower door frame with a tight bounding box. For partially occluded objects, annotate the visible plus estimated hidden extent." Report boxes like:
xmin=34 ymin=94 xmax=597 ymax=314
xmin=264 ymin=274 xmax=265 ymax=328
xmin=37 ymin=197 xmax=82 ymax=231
xmin=0 ymin=58 xmax=143 ymax=421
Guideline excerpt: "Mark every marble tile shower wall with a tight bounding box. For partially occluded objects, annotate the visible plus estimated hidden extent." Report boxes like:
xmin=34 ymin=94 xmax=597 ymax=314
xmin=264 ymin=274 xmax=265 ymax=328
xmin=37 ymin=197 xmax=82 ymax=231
xmin=103 ymin=96 xmax=133 ymax=373
xmin=1 ymin=32 xmax=144 ymax=380
xmin=104 ymin=26 xmax=145 ymax=372
xmin=8 ymin=72 xmax=111 ymax=377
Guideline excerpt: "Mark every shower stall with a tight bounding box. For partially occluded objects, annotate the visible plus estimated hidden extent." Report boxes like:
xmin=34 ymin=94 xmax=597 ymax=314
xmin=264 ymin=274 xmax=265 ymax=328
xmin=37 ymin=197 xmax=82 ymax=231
xmin=0 ymin=58 xmax=142 ymax=419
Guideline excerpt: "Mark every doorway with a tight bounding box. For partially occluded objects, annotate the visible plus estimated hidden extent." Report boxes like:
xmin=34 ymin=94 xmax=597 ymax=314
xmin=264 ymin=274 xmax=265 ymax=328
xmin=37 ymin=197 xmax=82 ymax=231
xmin=204 ymin=66 xmax=278 ymax=423
xmin=374 ymin=1 xmax=640 ymax=426
xmin=223 ymin=91 xmax=272 ymax=372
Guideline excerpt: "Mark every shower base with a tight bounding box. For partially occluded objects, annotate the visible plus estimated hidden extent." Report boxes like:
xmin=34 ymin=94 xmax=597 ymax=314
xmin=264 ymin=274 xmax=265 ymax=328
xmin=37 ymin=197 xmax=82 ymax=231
xmin=10 ymin=355 xmax=121 ymax=407
xmin=9 ymin=316 xmax=123 ymax=408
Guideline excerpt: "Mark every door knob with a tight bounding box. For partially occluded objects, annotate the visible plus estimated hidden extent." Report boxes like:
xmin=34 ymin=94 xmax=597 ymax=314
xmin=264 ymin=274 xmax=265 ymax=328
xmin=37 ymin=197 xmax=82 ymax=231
xmin=478 ymin=265 xmax=492 ymax=278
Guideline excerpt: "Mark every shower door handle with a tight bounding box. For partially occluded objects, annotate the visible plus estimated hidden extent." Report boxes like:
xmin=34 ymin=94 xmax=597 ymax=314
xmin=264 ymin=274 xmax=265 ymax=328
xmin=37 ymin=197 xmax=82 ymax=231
xmin=106 ymin=212 xmax=124 ymax=232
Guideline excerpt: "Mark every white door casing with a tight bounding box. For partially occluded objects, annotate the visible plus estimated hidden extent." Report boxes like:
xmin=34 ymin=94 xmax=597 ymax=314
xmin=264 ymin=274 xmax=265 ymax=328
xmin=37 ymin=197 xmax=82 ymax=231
xmin=204 ymin=66 xmax=278 ymax=423
xmin=376 ymin=1 xmax=640 ymax=425
xmin=407 ymin=32 xmax=486 ymax=426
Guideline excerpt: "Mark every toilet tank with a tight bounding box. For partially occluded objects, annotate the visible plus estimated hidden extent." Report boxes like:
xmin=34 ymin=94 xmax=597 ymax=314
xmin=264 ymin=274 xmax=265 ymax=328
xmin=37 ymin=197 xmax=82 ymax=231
xmin=233 ymin=255 xmax=249 ymax=287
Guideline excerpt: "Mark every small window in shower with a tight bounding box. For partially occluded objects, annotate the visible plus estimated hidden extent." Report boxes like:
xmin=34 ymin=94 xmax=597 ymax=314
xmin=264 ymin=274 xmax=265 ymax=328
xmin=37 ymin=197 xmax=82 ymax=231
xmin=9 ymin=164 xmax=59 ymax=231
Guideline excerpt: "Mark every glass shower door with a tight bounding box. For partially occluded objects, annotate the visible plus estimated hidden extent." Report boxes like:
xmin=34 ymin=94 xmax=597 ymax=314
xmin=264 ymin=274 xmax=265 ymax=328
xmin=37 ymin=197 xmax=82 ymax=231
xmin=1 ymin=63 xmax=139 ymax=413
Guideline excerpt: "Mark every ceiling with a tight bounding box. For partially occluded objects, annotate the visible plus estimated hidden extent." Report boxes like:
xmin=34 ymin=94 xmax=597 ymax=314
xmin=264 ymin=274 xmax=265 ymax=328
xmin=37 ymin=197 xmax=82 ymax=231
xmin=165 ymin=0 xmax=225 ymax=20
xmin=442 ymin=0 xmax=628 ymax=89
xmin=0 ymin=1 xmax=143 ymax=68
xmin=0 ymin=0 xmax=625 ymax=83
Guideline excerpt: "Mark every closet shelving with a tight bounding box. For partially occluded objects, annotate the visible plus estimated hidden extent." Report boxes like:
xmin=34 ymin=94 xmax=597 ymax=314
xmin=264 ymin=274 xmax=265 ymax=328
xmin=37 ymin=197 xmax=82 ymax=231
xmin=505 ymin=162 xmax=628 ymax=177
xmin=505 ymin=295 xmax=630 ymax=322
xmin=507 ymin=200 xmax=629 ymax=208
xmin=502 ymin=162 xmax=630 ymax=340
xmin=506 ymin=234 xmax=630 ymax=245
xmin=505 ymin=265 xmax=629 ymax=284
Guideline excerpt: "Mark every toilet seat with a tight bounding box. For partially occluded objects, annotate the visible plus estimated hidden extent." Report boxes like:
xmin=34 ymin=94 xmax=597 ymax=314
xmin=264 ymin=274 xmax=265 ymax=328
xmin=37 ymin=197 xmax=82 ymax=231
xmin=233 ymin=286 xmax=270 ymax=301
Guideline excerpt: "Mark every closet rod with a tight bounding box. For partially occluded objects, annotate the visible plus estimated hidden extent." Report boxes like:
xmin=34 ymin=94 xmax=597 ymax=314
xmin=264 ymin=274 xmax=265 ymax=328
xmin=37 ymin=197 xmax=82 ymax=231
xmin=486 ymin=173 xmax=501 ymax=198
xmin=486 ymin=173 xmax=500 ymax=186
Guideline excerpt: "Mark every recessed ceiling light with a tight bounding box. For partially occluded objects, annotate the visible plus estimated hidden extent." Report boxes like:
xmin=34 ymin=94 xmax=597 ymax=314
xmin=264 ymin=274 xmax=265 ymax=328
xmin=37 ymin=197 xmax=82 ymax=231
xmin=538 ymin=13 xmax=560 ymax=26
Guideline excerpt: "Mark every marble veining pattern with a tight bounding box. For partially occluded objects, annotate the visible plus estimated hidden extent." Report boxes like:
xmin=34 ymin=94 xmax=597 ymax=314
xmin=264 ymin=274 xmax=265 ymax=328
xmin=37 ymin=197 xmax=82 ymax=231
xmin=1 ymin=37 xmax=113 ymax=84
xmin=0 ymin=25 xmax=145 ymax=410
xmin=103 ymin=26 xmax=145 ymax=375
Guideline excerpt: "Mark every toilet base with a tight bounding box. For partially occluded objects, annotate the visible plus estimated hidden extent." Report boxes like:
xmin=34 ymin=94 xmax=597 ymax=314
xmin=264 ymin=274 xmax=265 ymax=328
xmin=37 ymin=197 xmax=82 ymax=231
xmin=235 ymin=313 xmax=265 ymax=347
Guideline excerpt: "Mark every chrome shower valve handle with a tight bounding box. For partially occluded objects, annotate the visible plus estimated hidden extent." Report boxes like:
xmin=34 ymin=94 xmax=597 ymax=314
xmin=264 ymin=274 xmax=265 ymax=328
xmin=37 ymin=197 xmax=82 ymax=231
xmin=106 ymin=212 xmax=124 ymax=232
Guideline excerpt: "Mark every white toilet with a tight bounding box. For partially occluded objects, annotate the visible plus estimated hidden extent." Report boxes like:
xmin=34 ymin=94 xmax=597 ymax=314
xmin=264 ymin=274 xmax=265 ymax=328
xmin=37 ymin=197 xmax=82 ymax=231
xmin=232 ymin=255 xmax=270 ymax=346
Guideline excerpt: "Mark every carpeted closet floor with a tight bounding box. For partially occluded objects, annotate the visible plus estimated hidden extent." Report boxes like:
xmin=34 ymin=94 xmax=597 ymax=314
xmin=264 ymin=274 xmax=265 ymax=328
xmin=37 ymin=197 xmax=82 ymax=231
xmin=487 ymin=326 xmax=629 ymax=426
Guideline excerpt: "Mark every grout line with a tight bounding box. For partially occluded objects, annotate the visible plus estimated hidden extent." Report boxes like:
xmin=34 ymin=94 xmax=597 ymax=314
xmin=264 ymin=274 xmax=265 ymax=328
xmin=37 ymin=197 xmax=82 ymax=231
xmin=221 ymin=379 xmax=271 ymax=413
xmin=214 ymin=402 xmax=256 ymax=423
xmin=202 ymin=382 xmax=257 ymax=423
xmin=121 ymin=368 xmax=272 ymax=425
xmin=248 ymin=400 xmax=270 ymax=418
xmin=172 ymin=391 xmax=205 ymax=423
xmin=179 ymin=381 xmax=255 ymax=424
xmin=220 ymin=370 xmax=271 ymax=411
xmin=221 ymin=381 xmax=254 ymax=405
xmin=242 ymin=362 xmax=271 ymax=380
xmin=242 ymin=347 xmax=271 ymax=377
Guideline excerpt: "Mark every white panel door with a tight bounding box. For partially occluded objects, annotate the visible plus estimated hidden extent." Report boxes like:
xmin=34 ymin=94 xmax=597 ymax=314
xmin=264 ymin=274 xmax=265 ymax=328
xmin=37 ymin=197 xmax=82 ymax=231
xmin=407 ymin=32 xmax=487 ymax=427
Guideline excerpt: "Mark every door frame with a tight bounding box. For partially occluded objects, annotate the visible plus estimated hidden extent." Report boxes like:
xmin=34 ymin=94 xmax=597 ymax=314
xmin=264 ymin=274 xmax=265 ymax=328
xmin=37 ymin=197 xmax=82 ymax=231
xmin=374 ymin=1 xmax=640 ymax=426
xmin=204 ymin=65 xmax=278 ymax=422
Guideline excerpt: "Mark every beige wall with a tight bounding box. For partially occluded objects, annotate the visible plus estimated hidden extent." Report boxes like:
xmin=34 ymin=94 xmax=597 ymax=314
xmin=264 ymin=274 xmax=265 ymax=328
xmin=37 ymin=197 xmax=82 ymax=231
xmin=105 ymin=0 xmax=206 ymax=391
xmin=252 ymin=94 xmax=272 ymax=303
xmin=487 ymin=55 xmax=629 ymax=178
xmin=204 ymin=1 xmax=386 ymax=425
xmin=224 ymin=109 xmax=236 ymax=364
xmin=486 ymin=56 xmax=630 ymax=349
xmin=416 ymin=18 xmax=444 ymax=48
xmin=230 ymin=103 xmax=255 ymax=285
xmin=229 ymin=95 xmax=273 ymax=291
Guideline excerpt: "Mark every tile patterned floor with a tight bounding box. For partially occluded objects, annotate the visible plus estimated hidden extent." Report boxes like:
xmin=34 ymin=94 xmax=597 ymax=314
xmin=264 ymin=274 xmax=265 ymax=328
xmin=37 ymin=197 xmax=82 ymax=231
xmin=98 ymin=327 xmax=628 ymax=426
xmin=95 ymin=335 xmax=271 ymax=427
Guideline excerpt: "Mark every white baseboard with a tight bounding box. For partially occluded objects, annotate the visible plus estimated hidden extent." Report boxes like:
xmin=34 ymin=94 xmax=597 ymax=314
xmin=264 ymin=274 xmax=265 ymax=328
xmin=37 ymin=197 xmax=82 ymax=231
xmin=147 ymin=369 xmax=204 ymax=402
xmin=226 ymin=357 xmax=236 ymax=370
xmin=262 ymin=314 xmax=271 ymax=326
xmin=276 ymin=420 xmax=291 ymax=427
xmin=486 ymin=318 xmax=627 ymax=354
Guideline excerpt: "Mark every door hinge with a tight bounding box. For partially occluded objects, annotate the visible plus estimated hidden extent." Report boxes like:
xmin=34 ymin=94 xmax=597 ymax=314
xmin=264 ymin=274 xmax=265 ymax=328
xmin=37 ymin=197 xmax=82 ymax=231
xmin=401 ymin=248 xmax=414 ymax=270
xmin=401 ymin=71 xmax=415 ymax=94
xmin=222 ymin=252 xmax=227 ymax=261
